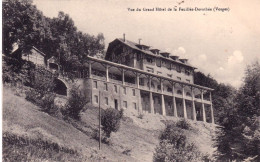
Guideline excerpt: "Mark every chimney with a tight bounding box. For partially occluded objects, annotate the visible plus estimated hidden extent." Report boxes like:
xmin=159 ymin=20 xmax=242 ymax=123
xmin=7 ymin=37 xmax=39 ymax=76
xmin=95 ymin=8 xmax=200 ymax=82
xmin=138 ymin=38 xmax=142 ymax=45
xmin=123 ymin=33 xmax=125 ymax=42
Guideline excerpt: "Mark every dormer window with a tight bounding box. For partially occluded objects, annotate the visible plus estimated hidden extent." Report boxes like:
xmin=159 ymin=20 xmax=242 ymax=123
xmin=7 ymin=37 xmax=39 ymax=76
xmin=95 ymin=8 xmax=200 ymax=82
xmin=185 ymin=69 xmax=191 ymax=76
xmin=136 ymin=44 xmax=150 ymax=50
xmin=180 ymin=59 xmax=188 ymax=64
xmin=160 ymin=52 xmax=170 ymax=58
xmin=150 ymin=49 xmax=160 ymax=55
xmin=170 ymin=55 xmax=179 ymax=60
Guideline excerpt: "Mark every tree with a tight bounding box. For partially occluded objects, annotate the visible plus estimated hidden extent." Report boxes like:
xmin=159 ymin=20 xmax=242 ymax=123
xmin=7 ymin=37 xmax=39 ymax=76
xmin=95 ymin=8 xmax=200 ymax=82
xmin=3 ymin=0 xmax=105 ymax=76
xmin=101 ymin=108 xmax=123 ymax=138
xmin=235 ymin=61 xmax=260 ymax=160
xmin=63 ymin=85 xmax=87 ymax=120
xmin=154 ymin=124 xmax=201 ymax=162
xmin=3 ymin=0 xmax=52 ymax=55
xmin=194 ymin=71 xmax=237 ymax=124
xmin=214 ymin=61 xmax=260 ymax=161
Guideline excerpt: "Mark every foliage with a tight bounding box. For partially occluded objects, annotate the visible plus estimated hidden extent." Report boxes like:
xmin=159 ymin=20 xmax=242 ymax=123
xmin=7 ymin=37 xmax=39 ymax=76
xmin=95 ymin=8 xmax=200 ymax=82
xmin=63 ymin=86 xmax=87 ymax=120
xmin=154 ymin=124 xmax=201 ymax=162
xmin=25 ymin=88 xmax=58 ymax=115
xmin=214 ymin=61 xmax=260 ymax=161
xmin=2 ymin=56 xmax=34 ymax=86
xmin=24 ymin=65 xmax=58 ymax=115
xmin=29 ymin=66 xmax=56 ymax=94
xmin=175 ymin=119 xmax=191 ymax=130
xmin=194 ymin=71 xmax=237 ymax=124
xmin=2 ymin=132 xmax=83 ymax=161
xmin=137 ymin=113 xmax=144 ymax=119
xmin=91 ymin=129 xmax=110 ymax=144
xmin=3 ymin=0 xmax=105 ymax=76
xmin=101 ymin=108 xmax=123 ymax=138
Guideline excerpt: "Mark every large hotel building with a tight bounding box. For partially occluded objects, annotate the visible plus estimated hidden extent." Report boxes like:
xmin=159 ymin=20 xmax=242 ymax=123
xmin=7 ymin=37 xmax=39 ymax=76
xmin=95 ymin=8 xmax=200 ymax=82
xmin=81 ymin=37 xmax=214 ymax=123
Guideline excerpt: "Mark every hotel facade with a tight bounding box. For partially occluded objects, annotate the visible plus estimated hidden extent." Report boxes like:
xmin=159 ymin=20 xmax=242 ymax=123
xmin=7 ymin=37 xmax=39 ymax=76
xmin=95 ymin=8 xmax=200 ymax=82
xmin=78 ymin=37 xmax=215 ymax=123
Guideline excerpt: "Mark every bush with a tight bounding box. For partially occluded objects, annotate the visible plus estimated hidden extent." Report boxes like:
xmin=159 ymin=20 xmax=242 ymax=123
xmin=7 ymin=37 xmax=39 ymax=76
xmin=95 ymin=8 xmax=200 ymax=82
xmin=29 ymin=66 xmax=56 ymax=94
xmin=2 ymin=132 xmax=81 ymax=161
xmin=91 ymin=129 xmax=109 ymax=144
xmin=101 ymin=108 xmax=123 ymax=138
xmin=25 ymin=88 xmax=58 ymax=115
xmin=137 ymin=113 xmax=144 ymax=119
xmin=25 ymin=88 xmax=42 ymax=105
xmin=2 ymin=56 xmax=34 ymax=86
xmin=176 ymin=119 xmax=191 ymax=130
xmin=153 ymin=124 xmax=201 ymax=162
xmin=63 ymin=86 xmax=87 ymax=120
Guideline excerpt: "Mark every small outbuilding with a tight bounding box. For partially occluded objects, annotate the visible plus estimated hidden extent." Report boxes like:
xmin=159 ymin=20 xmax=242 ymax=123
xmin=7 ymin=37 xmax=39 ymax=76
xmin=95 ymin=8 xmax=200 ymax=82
xmin=12 ymin=46 xmax=46 ymax=67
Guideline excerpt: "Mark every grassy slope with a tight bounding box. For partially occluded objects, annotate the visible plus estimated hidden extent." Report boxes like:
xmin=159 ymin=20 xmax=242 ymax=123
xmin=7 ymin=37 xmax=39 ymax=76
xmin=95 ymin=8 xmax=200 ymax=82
xmin=3 ymin=87 xmax=216 ymax=161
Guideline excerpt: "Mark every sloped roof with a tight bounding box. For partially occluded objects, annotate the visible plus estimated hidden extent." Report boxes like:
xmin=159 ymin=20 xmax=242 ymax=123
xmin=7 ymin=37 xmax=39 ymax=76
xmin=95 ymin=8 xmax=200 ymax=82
xmin=115 ymin=38 xmax=196 ymax=69
xmin=31 ymin=46 xmax=46 ymax=56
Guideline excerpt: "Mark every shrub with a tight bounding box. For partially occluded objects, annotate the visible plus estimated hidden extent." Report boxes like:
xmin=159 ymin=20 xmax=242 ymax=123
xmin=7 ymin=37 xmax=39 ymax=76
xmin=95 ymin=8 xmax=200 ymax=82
xmin=137 ymin=113 xmax=144 ymax=119
xmin=91 ymin=129 xmax=109 ymax=144
xmin=176 ymin=119 xmax=191 ymax=130
xmin=101 ymin=108 xmax=123 ymax=138
xmin=2 ymin=132 xmax=81 ymax=161
xmin=25 ymin=88 xmax=42 ymax=105
xmin=2 ymin=56 xmax=34 ymax=86
xmin=63 ymin=86 xmax=87 ymax=120
xmin=153 ymin=124 xmax=201 ymax=162
xmin=29 ymin=66 xmax=56 ymax=94
xmin=25 ymin=88 xmax=58 ymax=115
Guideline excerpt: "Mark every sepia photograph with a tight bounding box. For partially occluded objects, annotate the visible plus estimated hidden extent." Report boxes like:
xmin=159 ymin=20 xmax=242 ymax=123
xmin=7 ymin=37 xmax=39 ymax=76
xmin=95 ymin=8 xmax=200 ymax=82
xmin=2 ymin=0 xmax=260 ymax=161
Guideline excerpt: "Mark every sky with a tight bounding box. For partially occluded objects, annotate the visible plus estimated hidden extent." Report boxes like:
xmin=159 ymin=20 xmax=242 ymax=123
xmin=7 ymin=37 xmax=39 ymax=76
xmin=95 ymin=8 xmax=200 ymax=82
xmin=33 ymin=0 xmax=260 ymax=88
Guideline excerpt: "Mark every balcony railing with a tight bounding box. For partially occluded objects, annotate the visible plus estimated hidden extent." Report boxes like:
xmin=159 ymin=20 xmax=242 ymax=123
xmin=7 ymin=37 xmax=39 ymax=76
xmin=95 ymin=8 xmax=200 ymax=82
xmin=91 ymin=74 xmax=211 ymax=104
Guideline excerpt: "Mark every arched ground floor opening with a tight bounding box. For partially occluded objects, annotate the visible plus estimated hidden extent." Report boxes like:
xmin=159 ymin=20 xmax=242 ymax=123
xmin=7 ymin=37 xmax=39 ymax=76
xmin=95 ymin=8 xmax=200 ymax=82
xmin=54 ymin=79 xmax=67 ymax=96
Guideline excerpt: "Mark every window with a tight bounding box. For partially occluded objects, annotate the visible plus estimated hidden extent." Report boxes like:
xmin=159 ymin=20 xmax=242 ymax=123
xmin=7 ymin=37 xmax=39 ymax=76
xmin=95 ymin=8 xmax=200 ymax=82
xmin=105 ymin=97 xmax=108 ymax=105
xmin=94 ymin=81 xmax=98 ymax=88
xmin=176 ymin=65 xmax=181 ymax=73
xmin=186 ymin=79 xmax=190 ymax=83
xmin=114 ymin=85 xmax=117 ymax=93
xmin=186 ymin=92 xmax=191 ymax=97
xmin=177 ymin=90 xmax=182 ymax=95
xmin=123 ymin=101 xmax=127 ymax=108
xmin=146 ymin=57 xmax=153 ymax=63
xmin=104 ymin=83 xmax=108 ymax=91
xmin=137 ymin=54 xmax=141 ymax=61
xmin=185 ymin=69 xmax=191 ymax=76
xmin=132 ymin=89 xmax=135 ymax=96
xmin=123 ymin=87 xmax=127 ymax=94
xmin=94 ymin=95 xmax=98 ymax=103
xmin=177 ymin=77 xmax=181 ymax=80
xmin=167 ymin=74 xmax=172 ymax=78
xmin=168 ymin=101 xmax=171 ymax=106
xmin=151 ymin=81 xmax=155 ymax=88
xmin=167 ymin=87 xmax=172 ymax=92
xmin=157 ymin=85 xmax=161 ymax=90
xmin=156 ymin=59 xmax=161 ymax=67
xmin=166 ymin=63 xmax=171 ymax=70
xmin=157 ymin=71 xmax=162 ymax=75
xmin=133 ymin=102 xmax=137 ymax=109
xmin=147 ymin=67 xmax=154 ymax=73
xmin=171 ymin=64 xmax=176 ymax=70
xmin=139 ymin=78 xmax=144 ymax=86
